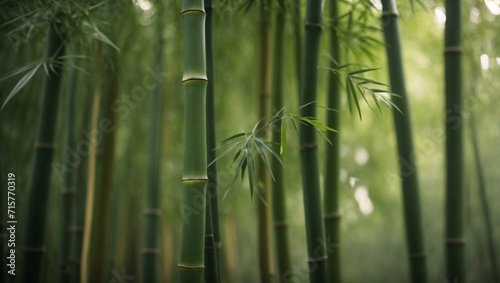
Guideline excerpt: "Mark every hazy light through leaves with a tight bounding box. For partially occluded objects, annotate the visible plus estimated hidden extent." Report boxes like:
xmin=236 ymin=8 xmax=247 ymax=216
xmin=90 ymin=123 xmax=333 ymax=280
xmin=434 ymin=7 xmax=446 ymax=27
xmin=355 ymin=186 xmax=374 ymax=215
xmin=485 ymin=0 xmax=500 ymax=15
xmin=481 ymin=54 xmax=490 ymax=70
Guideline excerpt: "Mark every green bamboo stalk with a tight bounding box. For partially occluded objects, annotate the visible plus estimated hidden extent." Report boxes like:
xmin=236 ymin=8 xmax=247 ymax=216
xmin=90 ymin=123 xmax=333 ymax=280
xmin=69 ymin=86 xmax=92 ymax=283
xmin=444 ymin=0 xmax=465 ymax=281
xmin=323 ymin=0 xmax=341 ymax=281
xmin=21 ymin=21 xmax=66 ymax=283
xmin=257 ymin=0 xmax=275 ymax=282
xmin=271 ymin=0 xmax=293 ymax=281
xmin=204 ymin=0 xmax=221 ymax=281
xmin=178 ymin=0 xmax=208 ymax=281
xmin=469 ymin=114 xmax=499 ymax=282
xmin=298 ymin=0 xmax=327 ymax=282
xmin=59 ymin=53 xmax=78 ymax=283
xmin=381 ymin=1 xmax=427 ymax=282
xmin=292 ymin=0 xmax=302 ymax=95
xmin=80 ymin=81 xmax=101 ymax=283
xmin=141 ymin=10 xmax=165 ymax=283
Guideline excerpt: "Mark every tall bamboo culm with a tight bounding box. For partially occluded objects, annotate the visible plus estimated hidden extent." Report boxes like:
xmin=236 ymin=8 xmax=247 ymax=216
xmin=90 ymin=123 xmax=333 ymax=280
xmin=256 ymin=0 xmax=275 ymax=282
xmin=178 ymin=0 xmax=208 ymax=281
xmin=59 ymin=53 xmax=78 ymax=283
xmin=444 ymin=0 xmax=465 ymax=281
xmin=21 ymin=21 xmax=66 ymax=283
xmin=323 ymin=0 xmax=342 ymax=281
xmin=204 ymin=0 xmax=222 ymax=281
xmin=381 ymin=0 xmax=427 ymax=282
xmin=141 ymin=8 xmax=165 ymax=283
xmin=298 ymin=0 xmax=327 ymax=282
xmin=271 ymin=0 xmax=293 ymax=281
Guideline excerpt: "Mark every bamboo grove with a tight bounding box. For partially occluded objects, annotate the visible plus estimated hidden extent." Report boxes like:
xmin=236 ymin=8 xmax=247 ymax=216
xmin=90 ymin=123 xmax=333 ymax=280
xmin=1 ymin=0 xmax=499 ymax=282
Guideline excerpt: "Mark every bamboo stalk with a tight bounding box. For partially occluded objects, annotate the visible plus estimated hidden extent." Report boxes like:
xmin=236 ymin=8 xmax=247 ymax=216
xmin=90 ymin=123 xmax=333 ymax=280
xmin=298 ymin=0 xmax=328 ymax=282
xmin=271 ymin=0 xmax=293 ymax=281
xmin=323 ymin=0 xmax=342 ymax=281
xmin=469 ymin=114 xmax=499 ymax=282
xmin=59 ymin=52 xmax=78 ymax=283
xmin=80 ymin=80 xmax=102 ymax=283
xmin=292 ymin=0 xmax=303 ymax=97
xmin=444 ymin=0 xmax=465 ymax=281
xmin=204 ymin=0 xmax=221 ymax=281
xmin=256 ymin=1 xmax=275 ymax=282
xmin=381 ymin=1 xmax=428 ymax=282
xmin=21 ymin=21 xmax=66 ymax=283
xmin=142 ymin=9 xmax=165 ymax=282
xmin=178 ymin=0 xmax=208 ymax=281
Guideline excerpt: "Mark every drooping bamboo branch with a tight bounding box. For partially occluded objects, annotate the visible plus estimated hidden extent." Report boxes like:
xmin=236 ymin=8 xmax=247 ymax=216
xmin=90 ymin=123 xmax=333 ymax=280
xmin=204 ymin=0 xmax=221 ymax=281
xmin=21 ymin=21 xmax=66 ymax=283
xmin=298 ymin=0 xmax=328 ymax=282
xmin=323 ymin=0 xmax=342 ymax=281
xmin=444 ymin=0 xmax=465 ymax=281
xmin=381 ymin=0 xmax=428 ymax=282
xmin=178 ymin=0 xmax=208 ymax=281
xmin=271 ymin=0 xmax=293 ymax=281
xmin=141 ymin=8 xmax=165 ymax=283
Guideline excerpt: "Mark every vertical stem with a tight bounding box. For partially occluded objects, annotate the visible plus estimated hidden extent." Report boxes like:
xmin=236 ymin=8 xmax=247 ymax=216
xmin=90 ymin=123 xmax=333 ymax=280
xmin=271 ymin=0 xmax=293 ymax=281
xmin=469 ymin=114 xmax=499 ymax=282
xmin=142 ymin=9 xmax=165 ymax=283
xmin=323 ymin=0 xmax=342 ymax=281
xmin=299 ymin=0 xmax=327 ymax=282
xmin=257 ymin=0 xmax=275 ymax=282
xmin=444 ymin=0 xmax=465 ymax=281
xmin=178 ymin=0 xmax=208 ymax=282
xmin=21 ymin=21 xmax=66 ymax=283
xmin=381 ymin=0 xmax=428 ymax=282
xmin=204 ymin=0 xmax=221 ymax=281
xmin=80 ymin=80 xmax=102 ymax=283
xmin=292 ymin=0 xmax=303 ymax=99
xmin=60 ymin=52 xmax=78 ymax=283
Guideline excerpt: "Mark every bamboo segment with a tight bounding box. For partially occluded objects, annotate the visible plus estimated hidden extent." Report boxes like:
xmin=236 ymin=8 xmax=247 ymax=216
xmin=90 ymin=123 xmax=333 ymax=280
xmin=381 ymin=0 xmax=428 ymax=282
xmin=21 ymin=21 xmax=66 ymax=283
xmin=323 ymin=0 xmax=342 ymax=281
xmin=204 ymin=0 xmax=221 ymax=281
xmin=271 ymin=0 xmax=293 ymax=281
xmin=60 ymin=54 xmax=78 ymax=283
xmin=444 ymin=0 xmax=465 ymax=281
xmin=142 ymin=10 xmax=165 ymax=283
xmin=178 ymin=0 xmax=208 ymax=282
xmin=256 ymin=1 xmax=275 ymax=282
xmin=299 ymin=0 xmax=328 ymax=282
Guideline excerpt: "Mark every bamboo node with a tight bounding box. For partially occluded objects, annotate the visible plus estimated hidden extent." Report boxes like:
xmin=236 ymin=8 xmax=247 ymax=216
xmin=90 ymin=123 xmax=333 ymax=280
xmin=444 ymin=47 xmax=463 ymax=54
xmin=141 ymin=248 xmax=160 ymax=255
xmin=144 ymin=208 xmax=162 ymax=216
xmin=180 ymin=9 xmax=206 ymax=15
xmin=35 ymin=143 xmax=55 ymax=150
xmin=24 ymin=246 xmax=47 ymax=253
xmin=177 ymin=264 xmax=205 ymax=271
xmin=305 ymin=22 xmax=323 ymax=30
xmin=308 ymin=256 xmax=328 ymax=264
xmin=182 ymin=77 xmax=208 ymax=83
xmin=299 ymin=143 xmax=318 ymax=150
xmin=274 ymin=221 xmax=289 ymax=228
xmin=382 ymin=11 xmax=399 ymax=18
xmin=324 ymin=213 xmax=341 ymax=220
xmin=181 ymin=177 xmax=209 ymax=182
xmin=409 ymin=252 xmax=426 ymax=260
xmin=446 ymin=238 xmax=466 ymax=245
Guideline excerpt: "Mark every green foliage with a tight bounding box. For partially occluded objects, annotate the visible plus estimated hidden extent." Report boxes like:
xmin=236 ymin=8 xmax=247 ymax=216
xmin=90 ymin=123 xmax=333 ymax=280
xmin=212 ymin=106 xmax=337 ymax=201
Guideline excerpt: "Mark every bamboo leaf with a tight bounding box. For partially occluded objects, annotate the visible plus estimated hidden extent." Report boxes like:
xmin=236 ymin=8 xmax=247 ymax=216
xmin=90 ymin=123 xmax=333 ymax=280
xmin=246 ymin=142 xmax=255 ymax=200
xmin=254 ymin=138 xmax=276 ymax=181
xmin=1 ymin=63 xmax=41 ymax=110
